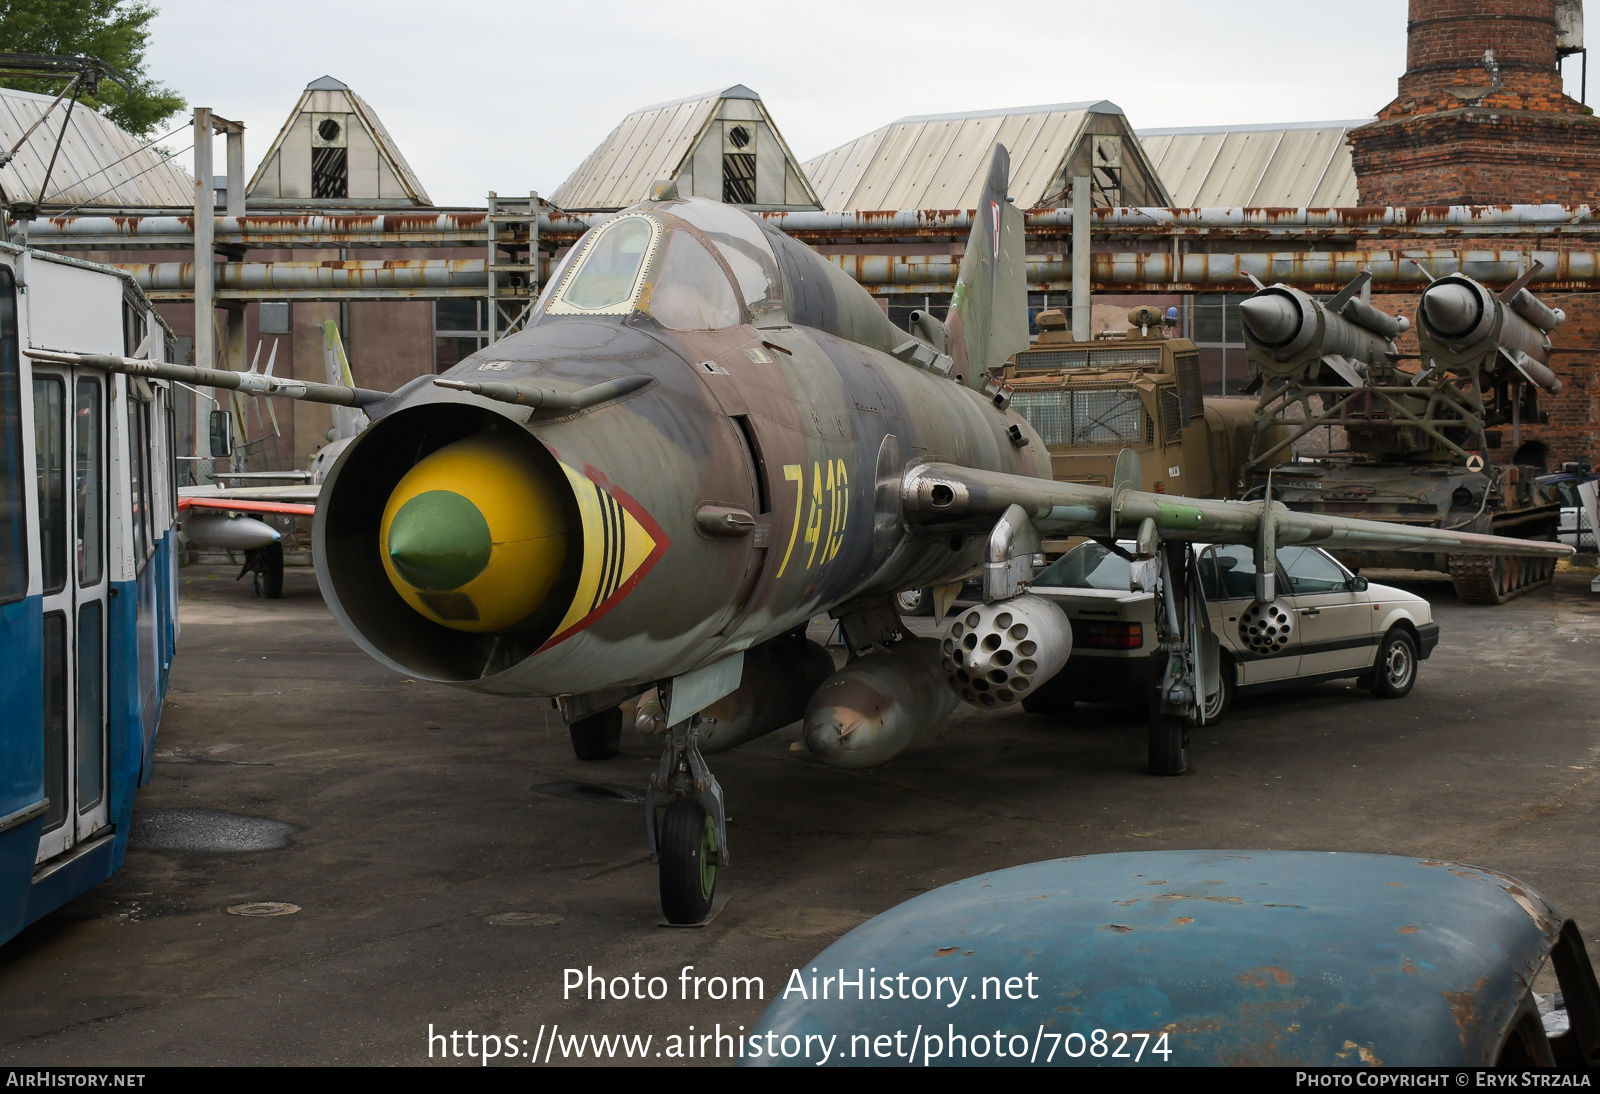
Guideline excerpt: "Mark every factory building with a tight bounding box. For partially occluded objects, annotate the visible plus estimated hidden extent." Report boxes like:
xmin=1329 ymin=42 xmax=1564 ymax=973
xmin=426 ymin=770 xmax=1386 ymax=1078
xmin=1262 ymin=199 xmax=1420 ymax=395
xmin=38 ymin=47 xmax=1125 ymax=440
xmin=551 ymin=85 xmax=819 ymax=212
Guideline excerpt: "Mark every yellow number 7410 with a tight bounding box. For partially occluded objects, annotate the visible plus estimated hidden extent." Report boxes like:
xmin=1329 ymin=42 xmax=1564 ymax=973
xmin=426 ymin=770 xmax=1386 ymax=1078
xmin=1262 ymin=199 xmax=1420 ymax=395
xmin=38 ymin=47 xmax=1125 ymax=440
xmin=777 ymin=460 xmax=849 ymax=578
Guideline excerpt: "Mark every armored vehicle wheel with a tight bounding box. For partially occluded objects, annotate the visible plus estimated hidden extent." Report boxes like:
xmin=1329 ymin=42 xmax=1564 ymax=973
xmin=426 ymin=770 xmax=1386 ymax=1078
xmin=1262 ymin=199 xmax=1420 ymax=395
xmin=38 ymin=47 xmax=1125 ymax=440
xmin=659 ymin=798 xmax=717 ymax=924
xmin=569 ymin=708 xmax=623 ymax=761
xmin=896 ymin=588 xmax=934 ymax=616
xmin=1368 ymin=628 xmax=1418 ymax=699
xmin=1448 ymin=553 xmax=1556 ymax=605
xmin=260 ymin=541 xmax=284 ymax=599
xmin=1146 ymin=686 xmax=1189 ymax=776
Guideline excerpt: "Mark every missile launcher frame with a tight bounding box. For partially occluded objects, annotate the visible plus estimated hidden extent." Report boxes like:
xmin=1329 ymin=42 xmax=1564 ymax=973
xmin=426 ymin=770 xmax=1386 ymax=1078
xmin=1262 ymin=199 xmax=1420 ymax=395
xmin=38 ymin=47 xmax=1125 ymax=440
xmin=1239 ymin=270 xmax=1563 ymax=604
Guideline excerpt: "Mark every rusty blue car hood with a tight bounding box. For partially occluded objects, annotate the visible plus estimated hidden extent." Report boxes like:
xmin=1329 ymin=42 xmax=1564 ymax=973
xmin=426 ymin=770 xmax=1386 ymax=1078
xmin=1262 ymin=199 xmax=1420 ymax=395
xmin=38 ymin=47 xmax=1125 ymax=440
xmin=747 ymin=851 xmax=1564 ymax=1067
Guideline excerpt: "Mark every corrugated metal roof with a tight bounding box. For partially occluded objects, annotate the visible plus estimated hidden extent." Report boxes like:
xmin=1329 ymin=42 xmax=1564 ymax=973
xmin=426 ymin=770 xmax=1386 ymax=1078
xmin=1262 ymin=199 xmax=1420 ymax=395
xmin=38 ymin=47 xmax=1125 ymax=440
xmin=0 ymin=86 xmax=193 ymax=211
xmin=551 ymin=89 xmax=724 ymax=212
xmin=801 ymin=101 xmax=1169 ymax=212
xmin=1138 ymin=120 xmax=1368 ymax=207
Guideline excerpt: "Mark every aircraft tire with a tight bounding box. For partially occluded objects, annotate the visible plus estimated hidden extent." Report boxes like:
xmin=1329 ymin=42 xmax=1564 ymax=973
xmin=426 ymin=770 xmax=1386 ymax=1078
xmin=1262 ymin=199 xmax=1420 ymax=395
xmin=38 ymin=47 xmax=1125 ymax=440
xmin=261 ymin=541 xmax=284 ymax=600
xmin=659 ymin=798 xmax=716 ymax=925
xmin=896 ymin=588 xmax=934 ymax=616
xmin=569 ymin=708 xmax=623 ymax=760
xmin=1146 ymin=684 xmax=1189 ymax=776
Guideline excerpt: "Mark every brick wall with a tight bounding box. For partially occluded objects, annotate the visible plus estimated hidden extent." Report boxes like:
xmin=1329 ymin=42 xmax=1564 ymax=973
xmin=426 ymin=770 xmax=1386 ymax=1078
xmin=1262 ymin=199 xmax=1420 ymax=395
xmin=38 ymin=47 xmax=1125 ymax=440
xmin=1351 ymin=0 xmax=1600 ymax=205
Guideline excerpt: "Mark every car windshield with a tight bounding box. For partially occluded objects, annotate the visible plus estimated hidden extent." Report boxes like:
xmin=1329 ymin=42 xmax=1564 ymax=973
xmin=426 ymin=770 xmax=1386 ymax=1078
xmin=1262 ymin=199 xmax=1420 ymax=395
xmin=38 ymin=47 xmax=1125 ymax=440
xmin=1034 ymin=541 xmax=1132 ymax=591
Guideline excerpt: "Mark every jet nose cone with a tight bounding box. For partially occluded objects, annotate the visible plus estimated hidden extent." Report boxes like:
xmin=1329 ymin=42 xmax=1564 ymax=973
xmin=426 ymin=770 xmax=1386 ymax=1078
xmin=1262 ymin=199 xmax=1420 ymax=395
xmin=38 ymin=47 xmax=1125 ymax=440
xmin=1239 ymin=294 xmax=1301 ymax=344
xmin=1422 ymin=283 xmax=1480 ymax=336
xmin=379 ymin=435 xmax=570 ymax=633
xmin=386 ymin=490 xmax=493 ymax=592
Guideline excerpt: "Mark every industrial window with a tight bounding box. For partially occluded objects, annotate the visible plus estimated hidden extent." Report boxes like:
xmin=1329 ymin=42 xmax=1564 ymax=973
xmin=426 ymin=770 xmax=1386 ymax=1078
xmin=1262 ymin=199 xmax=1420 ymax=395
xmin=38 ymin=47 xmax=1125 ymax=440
xmin=434 ymin=299 xmax=490 ymax=372
xmin=1010 ymin=388 xmax=1148 ymax=447
xmin=548 ymin=215 xmax=659 ymax=315
xmin=648 ymin=231 xmax=741 ymax=331
xmin=312 ymin=136 xmax=348 ymax=200
xmin=0 ymin=266 xmax=24 ymax=603
xmin=723 ymin=135 xmax=756 ymax=206
xmin=33 ymin=375 xmax=66 ymax=595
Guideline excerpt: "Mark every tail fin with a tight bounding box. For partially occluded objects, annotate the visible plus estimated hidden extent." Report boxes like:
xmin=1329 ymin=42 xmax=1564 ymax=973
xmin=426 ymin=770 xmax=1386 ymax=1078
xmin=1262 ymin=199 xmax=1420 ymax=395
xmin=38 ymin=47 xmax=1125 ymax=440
xmin=321 ymin=320 xmax=368 ymax=441
xmin=947 ymin=145 xmax=1028 ymax=390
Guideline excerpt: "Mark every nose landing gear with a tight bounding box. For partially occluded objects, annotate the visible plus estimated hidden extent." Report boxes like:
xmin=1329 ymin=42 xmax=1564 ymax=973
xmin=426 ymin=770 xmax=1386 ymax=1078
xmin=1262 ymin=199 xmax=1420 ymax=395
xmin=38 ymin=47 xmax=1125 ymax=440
xmin=645 ymin=717 xmax=728 ymax=925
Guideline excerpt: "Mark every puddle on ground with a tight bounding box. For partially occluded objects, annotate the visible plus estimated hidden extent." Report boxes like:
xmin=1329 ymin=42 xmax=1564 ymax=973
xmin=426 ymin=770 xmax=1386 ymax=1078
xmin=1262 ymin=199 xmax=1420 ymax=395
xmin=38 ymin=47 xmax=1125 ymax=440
xmin=130 ymin=809 xmax=301 ymax=853
xmin=531 ymin=781 xmax=645 ymax=805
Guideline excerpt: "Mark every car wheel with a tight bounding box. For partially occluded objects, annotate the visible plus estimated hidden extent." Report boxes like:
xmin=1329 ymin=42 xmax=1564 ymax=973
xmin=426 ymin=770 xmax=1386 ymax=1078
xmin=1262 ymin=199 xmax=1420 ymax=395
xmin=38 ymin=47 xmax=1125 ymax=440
xmin=896 ymin=588 xmax=933 ymax=616
xmin=1200 ymin=656 xmax=1233 ymax=724
xmin=1369 ymin=628 xmax=1418 ymax=699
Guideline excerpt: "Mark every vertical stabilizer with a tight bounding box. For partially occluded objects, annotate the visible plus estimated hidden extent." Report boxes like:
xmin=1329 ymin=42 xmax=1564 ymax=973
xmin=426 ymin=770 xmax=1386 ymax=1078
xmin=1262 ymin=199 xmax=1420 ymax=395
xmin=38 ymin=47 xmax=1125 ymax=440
xmin=322 ymin=320 xmax=368 ymax=440
xmin=947 ymin=145 xmax=1028 ymax=389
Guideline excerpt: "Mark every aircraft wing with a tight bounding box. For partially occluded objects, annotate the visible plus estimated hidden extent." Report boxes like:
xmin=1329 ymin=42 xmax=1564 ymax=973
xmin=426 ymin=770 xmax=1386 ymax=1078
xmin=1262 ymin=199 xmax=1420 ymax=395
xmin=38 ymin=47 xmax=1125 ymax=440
xmin=901 ymin=462 xmax=1573 ymax=558
xmin=178 ymin=483 xmax=320 ymax=518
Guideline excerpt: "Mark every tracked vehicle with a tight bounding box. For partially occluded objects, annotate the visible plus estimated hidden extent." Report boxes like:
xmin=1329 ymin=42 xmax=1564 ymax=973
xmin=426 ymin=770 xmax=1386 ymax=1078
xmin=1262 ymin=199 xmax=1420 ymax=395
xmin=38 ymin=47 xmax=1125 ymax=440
xmin=1238 ymin=270 xmax=1563 ymax=604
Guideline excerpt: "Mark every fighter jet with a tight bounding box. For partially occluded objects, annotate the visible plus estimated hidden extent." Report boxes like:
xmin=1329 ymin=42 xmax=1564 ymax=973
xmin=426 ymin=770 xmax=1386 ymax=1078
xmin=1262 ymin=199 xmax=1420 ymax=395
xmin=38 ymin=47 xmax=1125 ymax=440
xmin=31 ymin=147 xmax=1571 ymax=923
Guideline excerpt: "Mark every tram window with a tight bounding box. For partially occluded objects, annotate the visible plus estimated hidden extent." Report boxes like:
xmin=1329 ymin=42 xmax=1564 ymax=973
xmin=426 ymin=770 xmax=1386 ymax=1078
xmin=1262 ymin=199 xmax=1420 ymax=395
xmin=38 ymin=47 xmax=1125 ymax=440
xmin=76 ymin=601 xmax=104 ymax=812
xmin=127 ymin=395 xmax=149 ymax=565
xmin=76 ymin=380 xmax=102 ymax=585
xmin=42 ymin=611 xmax=67 ymax=833
xmin=122 ymin=298 xmax=146 ymax=358
xmin=167 ymin=402 xmax=177 ymax=516
xmin=33 ymin=377 xmax=66 ymax=595
xmin=0 ymin=267 xmax=23 ymax=603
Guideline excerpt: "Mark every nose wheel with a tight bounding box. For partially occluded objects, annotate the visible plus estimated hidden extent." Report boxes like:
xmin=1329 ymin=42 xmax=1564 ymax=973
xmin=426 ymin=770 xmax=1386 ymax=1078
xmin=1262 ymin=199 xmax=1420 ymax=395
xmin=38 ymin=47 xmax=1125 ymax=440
xmin=645 ymin=718 xmax=728 ymax=925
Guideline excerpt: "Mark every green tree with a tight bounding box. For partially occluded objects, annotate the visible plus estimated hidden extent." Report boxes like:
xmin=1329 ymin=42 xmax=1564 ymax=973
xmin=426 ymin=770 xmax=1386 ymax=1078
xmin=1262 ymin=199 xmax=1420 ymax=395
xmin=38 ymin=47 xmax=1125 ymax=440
xmin=0 ymin=0 xmax=183 ymax=137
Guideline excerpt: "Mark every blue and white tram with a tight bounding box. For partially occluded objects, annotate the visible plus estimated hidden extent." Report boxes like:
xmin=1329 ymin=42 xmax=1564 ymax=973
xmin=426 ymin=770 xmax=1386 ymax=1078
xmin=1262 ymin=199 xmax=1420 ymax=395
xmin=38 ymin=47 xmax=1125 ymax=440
xmin=0 ymin=242 xmax=180 ymax=946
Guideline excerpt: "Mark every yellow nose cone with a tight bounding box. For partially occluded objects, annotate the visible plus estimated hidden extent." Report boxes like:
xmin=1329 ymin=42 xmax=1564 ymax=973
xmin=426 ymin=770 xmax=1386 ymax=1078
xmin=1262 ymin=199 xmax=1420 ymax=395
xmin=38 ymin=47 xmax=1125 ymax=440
xmin=379 ymin=435 xmax=567 ymax=632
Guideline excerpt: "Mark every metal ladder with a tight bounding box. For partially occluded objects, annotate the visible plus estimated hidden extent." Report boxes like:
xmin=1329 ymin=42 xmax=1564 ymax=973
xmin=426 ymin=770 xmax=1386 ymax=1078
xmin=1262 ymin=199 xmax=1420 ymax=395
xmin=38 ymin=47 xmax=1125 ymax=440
xmin=486 ymin=191 xmax=542 ymax=343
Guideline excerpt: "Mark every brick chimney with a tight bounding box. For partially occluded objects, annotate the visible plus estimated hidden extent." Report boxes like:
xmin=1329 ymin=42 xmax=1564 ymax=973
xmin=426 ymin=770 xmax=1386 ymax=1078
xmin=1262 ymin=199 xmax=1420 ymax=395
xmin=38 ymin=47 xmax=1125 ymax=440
xmin=1350 ymin=0 xmax=1600 ymax=203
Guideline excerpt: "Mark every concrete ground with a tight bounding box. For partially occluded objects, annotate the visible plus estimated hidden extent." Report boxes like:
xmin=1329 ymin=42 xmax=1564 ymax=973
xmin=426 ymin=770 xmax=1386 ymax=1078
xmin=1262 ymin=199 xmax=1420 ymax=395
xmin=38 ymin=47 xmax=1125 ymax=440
xmin=1 ymin=565 xmax=1598 ymax=1065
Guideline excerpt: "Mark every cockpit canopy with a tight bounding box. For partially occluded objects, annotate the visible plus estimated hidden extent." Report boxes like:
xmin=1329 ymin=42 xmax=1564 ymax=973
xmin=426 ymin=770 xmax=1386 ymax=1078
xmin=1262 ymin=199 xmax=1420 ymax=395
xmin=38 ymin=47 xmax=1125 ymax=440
xmin=538 ymin=197 xmax=785 ymax=332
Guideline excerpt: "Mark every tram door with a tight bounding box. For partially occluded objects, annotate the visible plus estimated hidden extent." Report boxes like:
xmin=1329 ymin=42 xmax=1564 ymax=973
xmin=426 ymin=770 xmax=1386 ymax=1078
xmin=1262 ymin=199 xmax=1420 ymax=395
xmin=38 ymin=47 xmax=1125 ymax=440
xmin=33 ymin=367 xmax=109 ymax=864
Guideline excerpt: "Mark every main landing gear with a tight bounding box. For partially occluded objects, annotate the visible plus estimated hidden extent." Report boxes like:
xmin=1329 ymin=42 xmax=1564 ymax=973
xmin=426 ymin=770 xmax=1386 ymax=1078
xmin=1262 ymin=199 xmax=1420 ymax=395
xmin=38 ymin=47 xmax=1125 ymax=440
xmin=645 ymin=717 xmax=728 ymax=925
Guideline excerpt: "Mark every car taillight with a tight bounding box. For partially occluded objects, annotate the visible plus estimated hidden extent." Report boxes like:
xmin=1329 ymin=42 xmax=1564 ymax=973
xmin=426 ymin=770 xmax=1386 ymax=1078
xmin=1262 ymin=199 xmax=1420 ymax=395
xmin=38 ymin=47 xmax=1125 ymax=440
xmin=1079 ymin=621 xmax=1143 ymax=649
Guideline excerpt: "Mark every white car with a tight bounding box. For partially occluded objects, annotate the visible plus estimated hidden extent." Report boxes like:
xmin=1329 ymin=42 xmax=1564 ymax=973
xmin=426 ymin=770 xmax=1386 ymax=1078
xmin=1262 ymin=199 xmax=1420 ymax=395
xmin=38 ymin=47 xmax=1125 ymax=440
xmin=1026 ymin=540 xmax=1440 ymax=722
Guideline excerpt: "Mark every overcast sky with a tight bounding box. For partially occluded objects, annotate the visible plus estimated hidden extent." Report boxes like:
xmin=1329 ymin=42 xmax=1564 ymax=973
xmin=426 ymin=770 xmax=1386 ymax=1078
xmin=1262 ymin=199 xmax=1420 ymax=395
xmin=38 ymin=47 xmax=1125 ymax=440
xmin=142 ymin=0 xmax=1587 ymax=207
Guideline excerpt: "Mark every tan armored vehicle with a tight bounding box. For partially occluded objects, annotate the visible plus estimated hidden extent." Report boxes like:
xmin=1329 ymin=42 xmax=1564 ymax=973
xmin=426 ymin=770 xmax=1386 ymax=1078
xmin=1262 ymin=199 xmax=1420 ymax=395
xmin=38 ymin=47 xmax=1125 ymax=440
xmin=1000 ymin=307 xmax=1280 ymax=501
